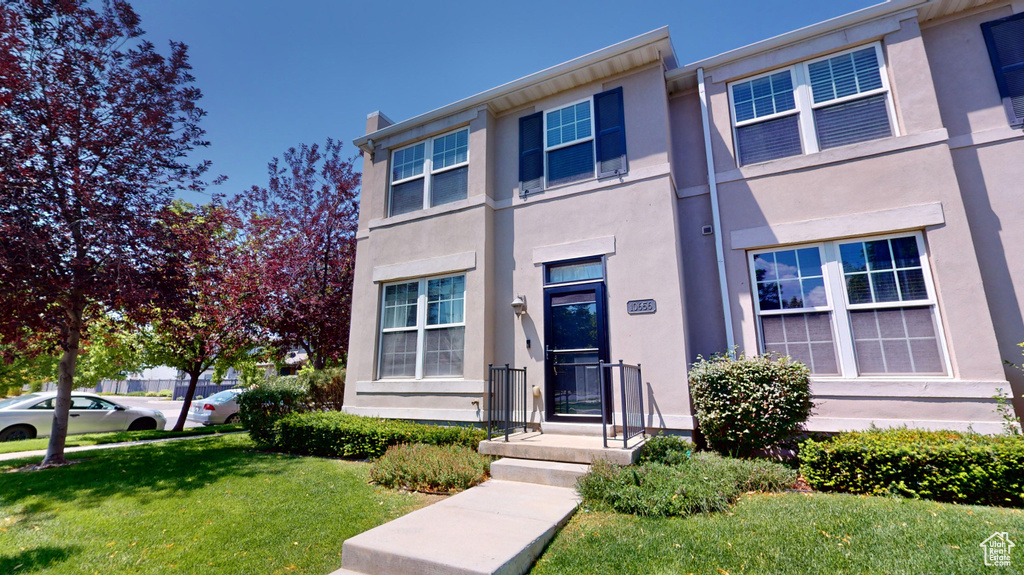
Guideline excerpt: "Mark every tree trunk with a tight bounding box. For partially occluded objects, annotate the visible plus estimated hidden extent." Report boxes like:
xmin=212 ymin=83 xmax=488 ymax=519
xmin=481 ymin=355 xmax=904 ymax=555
xmin=43 ymin=300 xmax=85 ymax=466
xmin=172 ymin=368 xmax=202 ymax=432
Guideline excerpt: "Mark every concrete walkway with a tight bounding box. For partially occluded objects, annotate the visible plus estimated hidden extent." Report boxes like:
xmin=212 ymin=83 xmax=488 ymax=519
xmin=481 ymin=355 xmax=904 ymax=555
xmin=337 ymin=479 xmax=580 ymax=575
xmin=0 ymin=431 xmax=243 ymax=462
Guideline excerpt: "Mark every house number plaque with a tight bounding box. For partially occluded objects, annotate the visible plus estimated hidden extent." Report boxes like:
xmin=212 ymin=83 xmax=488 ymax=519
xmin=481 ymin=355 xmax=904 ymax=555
xmin=626 ymin=299 xmax=657 ymax=315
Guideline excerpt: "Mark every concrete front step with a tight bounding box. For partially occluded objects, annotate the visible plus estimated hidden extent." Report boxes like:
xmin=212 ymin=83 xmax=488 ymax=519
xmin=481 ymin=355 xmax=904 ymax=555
xmin=490 ymin=458 xmax=589 ymax=488
xmin=338 ymin=480 xmax=579 ymax=575
xmin=479 ymin=431 xmax=644 ymax=466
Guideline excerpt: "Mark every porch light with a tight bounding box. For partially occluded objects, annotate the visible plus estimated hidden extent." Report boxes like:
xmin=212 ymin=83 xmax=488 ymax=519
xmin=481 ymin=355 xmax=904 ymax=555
xmin=510 ymin=295 xmax=527 ymax=317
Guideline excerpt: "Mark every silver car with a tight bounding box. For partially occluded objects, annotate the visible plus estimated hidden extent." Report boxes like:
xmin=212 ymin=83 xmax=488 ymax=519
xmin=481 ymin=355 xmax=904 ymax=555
xmin=185 ymin=388 xmax=243 ymax=425
xmin=0 ymin=392 xmax=167 ymax=441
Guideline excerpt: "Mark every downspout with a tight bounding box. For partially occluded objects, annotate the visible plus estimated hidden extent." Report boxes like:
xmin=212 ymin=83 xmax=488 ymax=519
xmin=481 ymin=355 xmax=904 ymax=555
xmin=697 ymin=67 xmax=735 ymax=353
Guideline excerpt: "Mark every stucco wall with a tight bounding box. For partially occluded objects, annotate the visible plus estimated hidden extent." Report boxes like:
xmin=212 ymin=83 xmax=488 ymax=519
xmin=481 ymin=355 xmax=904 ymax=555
xmin=923 ymin=3 xmax=1024 ymax=415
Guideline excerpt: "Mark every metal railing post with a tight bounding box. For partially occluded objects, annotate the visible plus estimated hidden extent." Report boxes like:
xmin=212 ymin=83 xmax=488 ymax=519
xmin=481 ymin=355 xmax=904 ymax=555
xmin=486 ymin=364 xmax=493 ymax=441
xmin=521 ymin=366 xmax=528 ymax=434
xmin=599 ymin=360 xmax=608 ymax=448
xmin=618 ymin=360 xmax=628 ymax=448
xmin=637 ymin=363 xmax=645 ymax=439
xmin=504 ymin=363 xmax=511 ymax=442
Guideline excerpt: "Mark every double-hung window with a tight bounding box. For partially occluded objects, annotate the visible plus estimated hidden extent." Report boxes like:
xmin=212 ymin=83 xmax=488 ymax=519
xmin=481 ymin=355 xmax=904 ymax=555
xmin=389 ymin=128 xmax=469 ymax=217
xmin=751 ymin=232 xmax=948 ymax=377
xmin=379 ymin=275 xmax=466 ymax=379
xmin=519 ymin=87 xmax=628 ymax=196
xmin=729 ymin=43 xmax=896 ymax=166
xmin=981 ymin=12 xmax=1024 ymax=126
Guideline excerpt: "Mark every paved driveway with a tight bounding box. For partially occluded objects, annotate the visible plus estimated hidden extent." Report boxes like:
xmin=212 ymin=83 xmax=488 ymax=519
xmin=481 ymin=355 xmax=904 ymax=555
xmin=108 ymin=396 xmax=202 ymax=429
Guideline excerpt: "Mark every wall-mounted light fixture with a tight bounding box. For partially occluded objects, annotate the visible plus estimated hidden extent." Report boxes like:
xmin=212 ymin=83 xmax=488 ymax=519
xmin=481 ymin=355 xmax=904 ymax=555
xmin=510 ymin=294 xmax=527 ymax=317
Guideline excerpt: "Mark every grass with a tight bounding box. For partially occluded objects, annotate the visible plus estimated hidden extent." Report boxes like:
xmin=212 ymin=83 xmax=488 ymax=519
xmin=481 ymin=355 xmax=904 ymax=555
xmin=0 ymin=424 xmax=245 ymax=455
xmin=532 ymin=492 xmax=1024 ymax=574
xmin=0 ymin=433 xmax=435 ymax=574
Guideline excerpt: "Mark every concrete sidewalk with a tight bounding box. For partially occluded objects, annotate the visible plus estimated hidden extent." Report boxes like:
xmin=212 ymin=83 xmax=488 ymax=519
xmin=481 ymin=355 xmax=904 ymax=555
xmin=337 ymin=479 xmax=580 ymax=575
xmin=0 ymin=431 xmax=243 ymax=462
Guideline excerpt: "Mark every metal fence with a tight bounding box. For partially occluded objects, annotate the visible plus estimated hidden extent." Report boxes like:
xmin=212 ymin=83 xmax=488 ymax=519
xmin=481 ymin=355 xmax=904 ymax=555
xmin=38 ymin=378 xmax=240 ymax=399
xmin=487 ymin=364 xmax=528 ymax=441
xmin=612 ymin=361 xmax=645 ymax=449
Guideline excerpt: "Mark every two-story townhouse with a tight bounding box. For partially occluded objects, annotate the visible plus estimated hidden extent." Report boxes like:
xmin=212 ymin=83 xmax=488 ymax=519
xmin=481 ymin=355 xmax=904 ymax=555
xmin=346 ymin=0 xmax=1021 ymax=437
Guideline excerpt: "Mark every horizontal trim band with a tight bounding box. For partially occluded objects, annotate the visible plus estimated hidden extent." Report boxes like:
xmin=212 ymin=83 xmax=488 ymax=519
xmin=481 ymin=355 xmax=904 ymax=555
xmin=372 ymin=251 xmax=476 ymax=283
xmin=355 ymin=380 xmax=486 ymax=395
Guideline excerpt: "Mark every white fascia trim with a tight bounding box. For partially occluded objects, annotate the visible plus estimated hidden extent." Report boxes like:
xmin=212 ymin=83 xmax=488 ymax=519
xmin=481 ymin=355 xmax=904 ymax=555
xmin=730 ymin=202 xmax=945 ymax=250
xmin=808 ymin=417 xmax=1004 ymax=434
xmin=532 ymin=236 xmax=616 ymax=265
xmin=354 ymin=27 xmax=671 ymax=152
xmin=666 ymin=0 xmax=927 ymax=87
xmin=343 ymin=406 xmax=483 ymax=422
xmin=372 ymin=252 xmax=476 ymax=283
xmin=355 ymin=380 xmax=486 ymax=395
xmin=811 ymin=379 xmax=1010 ymax=399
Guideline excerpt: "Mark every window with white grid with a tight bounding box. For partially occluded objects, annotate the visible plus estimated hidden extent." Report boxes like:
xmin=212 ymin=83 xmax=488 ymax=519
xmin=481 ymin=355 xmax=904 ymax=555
xmin=379 ymin=275 xmax=466 ymax=379
xmin=749 ymin=232 xmax=947 ymax=378
xmin=389 ymin=128 xmax=469 ymax=217
xmin=729 ymin=43 xmax=897 ymax=166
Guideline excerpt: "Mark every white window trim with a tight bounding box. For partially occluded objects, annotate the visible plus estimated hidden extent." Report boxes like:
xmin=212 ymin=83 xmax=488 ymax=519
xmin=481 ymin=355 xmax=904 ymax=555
xmin=377 ymin=273 xmax=467 ymax=380
xmin=542 ymin=97 xmax=597 ymax=188
xmin=388 ymin=127 xmax=470 ymax=216
xmin=728 ymin=42 xmax=900 ymax=164
xmin=748 ymin=231 xmax=952 ymax=379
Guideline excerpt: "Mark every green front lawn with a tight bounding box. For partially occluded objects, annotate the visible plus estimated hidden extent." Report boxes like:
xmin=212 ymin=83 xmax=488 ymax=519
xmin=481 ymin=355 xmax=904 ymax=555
xmin=0 ymin=423 xmax=245 ymax=455
xmin=532 ymin=492 xmax=1024 ymax=574
xmin=0 ymin=433 xmax=433 ymax=574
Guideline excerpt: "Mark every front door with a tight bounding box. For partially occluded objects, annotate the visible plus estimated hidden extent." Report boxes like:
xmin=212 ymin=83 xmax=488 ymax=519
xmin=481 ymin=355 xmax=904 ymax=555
xmin=544 ymin=283 xmax=609 ymax=423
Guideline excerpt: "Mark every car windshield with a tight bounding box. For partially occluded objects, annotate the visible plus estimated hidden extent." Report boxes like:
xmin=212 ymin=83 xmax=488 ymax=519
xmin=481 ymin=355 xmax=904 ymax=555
xmin=0 ymin=393 xmax=46 ymax=409
xmin=205 ymin=390 xmax=240 ymax=403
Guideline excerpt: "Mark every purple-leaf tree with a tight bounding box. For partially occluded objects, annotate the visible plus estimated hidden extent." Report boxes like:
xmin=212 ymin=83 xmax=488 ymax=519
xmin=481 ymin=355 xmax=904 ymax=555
xmin=0 ymin=0 xmax=216 ymax=465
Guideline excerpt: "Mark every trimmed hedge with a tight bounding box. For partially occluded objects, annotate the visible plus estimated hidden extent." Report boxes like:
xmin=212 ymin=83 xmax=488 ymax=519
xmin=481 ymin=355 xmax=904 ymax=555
xmin=274 ymin=411 xmax=486 ymax=459
xmin=236 ymin=378 xmax=311 ymax=447
xmin=800 ymin=428 xmax=1024 ymax=507
xmin=689 ymin=352 xmax=812 ymax=457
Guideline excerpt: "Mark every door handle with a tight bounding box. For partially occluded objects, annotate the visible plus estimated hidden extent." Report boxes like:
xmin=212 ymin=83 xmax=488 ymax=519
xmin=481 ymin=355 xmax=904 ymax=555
xmin=70 ymin=413 xmax=80 ymax=417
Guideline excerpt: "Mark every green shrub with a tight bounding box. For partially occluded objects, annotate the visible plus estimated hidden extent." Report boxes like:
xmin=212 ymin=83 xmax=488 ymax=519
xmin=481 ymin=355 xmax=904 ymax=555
xmin=236 ymin=378 xmax=312 ymax=447
xmin=688 ymin=352 xmax=812 ymax=457
xmin=301 ymin=367 xmax=345 ymax=410
xmin=578 ymin=452 xmax=796 ymax=517
xmin=157 ymin=389 xmax=172 ymax=397
xmin=370 ymin=443 xmax=490 ymax=493
xmin=800 ymin=428 xmax=1024 ymax=507
xmin=126 ymin=391 xmax=146 ymax=396
xmin=273 ymin=411 xmax=485 ymax=459
xmin=638 ymin=433 xmax=692 ymax=465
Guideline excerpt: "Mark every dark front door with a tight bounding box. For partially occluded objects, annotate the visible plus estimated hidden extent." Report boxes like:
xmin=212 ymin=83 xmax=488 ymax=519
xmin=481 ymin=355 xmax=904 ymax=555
xmin=544 ymin=283 xmax=609 ymax=423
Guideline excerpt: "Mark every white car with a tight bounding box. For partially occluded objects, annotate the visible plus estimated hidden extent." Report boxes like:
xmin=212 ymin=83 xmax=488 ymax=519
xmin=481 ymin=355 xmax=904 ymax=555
xmin=0 ymin=392 xmax=167 ymax=441
xmin=186 ymin=388 xmax=243 ymax=425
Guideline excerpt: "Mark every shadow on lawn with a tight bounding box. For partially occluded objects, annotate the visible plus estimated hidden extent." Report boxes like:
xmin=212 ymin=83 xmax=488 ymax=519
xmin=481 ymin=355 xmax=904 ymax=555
xmin=0 ymin=545 xmax=80 ymax=573
xmin=0 ymin=435 xmax=285 ymax=510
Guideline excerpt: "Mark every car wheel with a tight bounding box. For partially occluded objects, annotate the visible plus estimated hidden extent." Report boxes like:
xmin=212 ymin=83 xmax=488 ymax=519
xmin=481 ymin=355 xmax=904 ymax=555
xmin=127 ymin=417 xmax=157 ymax=431
xmin=0 ymin=425 xmax=36 ymax=442
xmin=224 ymin=413 xmax=240 ymax=424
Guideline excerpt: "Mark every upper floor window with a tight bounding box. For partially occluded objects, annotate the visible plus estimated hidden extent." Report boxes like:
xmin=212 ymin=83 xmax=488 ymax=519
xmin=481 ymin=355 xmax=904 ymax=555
xmin=729 ymin=43 xmax=896 ymax=167
xmin=981 ymin=12 xmax=1024 ymax=127
xmin=749 ymin=232 xmax=947 ymax=378
xmin=388 ymin=128 xmax=469 ymax=217
xmin=519 ymin=87 xmax=627 ymax=197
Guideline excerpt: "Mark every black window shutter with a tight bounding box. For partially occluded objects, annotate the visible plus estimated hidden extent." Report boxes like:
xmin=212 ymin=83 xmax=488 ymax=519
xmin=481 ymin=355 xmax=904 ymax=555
xmin=519 ymin=112 xmax=544 ymax=196
xmin=594 ymin=87 xmax=628 ymax=177
xmin=981 ymin=12 xmax=1024 ymax=125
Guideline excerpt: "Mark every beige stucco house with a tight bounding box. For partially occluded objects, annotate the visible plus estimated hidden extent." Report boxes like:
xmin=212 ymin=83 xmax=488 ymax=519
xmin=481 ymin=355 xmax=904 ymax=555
xmin=345 ymin=0 xmax=1024 ymax=437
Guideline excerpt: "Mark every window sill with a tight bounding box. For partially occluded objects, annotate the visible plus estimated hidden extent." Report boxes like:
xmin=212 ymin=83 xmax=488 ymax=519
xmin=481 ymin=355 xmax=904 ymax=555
xmin=501 ymin=162 xmax=671 ymax=210
xmin=809 ymin=378 xmax=1006 ymax=399
xmin=356 ymin=379 xmax=485 ymax=395
xmin=718 ymin=128 xmax=948 ymax=183
xmin=368 ymin=194 xmax=488 ymax=231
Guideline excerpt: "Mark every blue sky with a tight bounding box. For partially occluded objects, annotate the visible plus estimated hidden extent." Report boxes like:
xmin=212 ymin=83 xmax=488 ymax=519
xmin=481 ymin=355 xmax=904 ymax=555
xmin=132 ymin=0 xmax=879 ymax=203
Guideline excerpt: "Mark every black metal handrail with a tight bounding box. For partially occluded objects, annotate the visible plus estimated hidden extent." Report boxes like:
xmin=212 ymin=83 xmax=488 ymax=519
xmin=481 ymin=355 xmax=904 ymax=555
xmin=598 ymin=360 xmax=646 ymax=448
xmin=487 ymin=364 xmax=527 ymax=441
